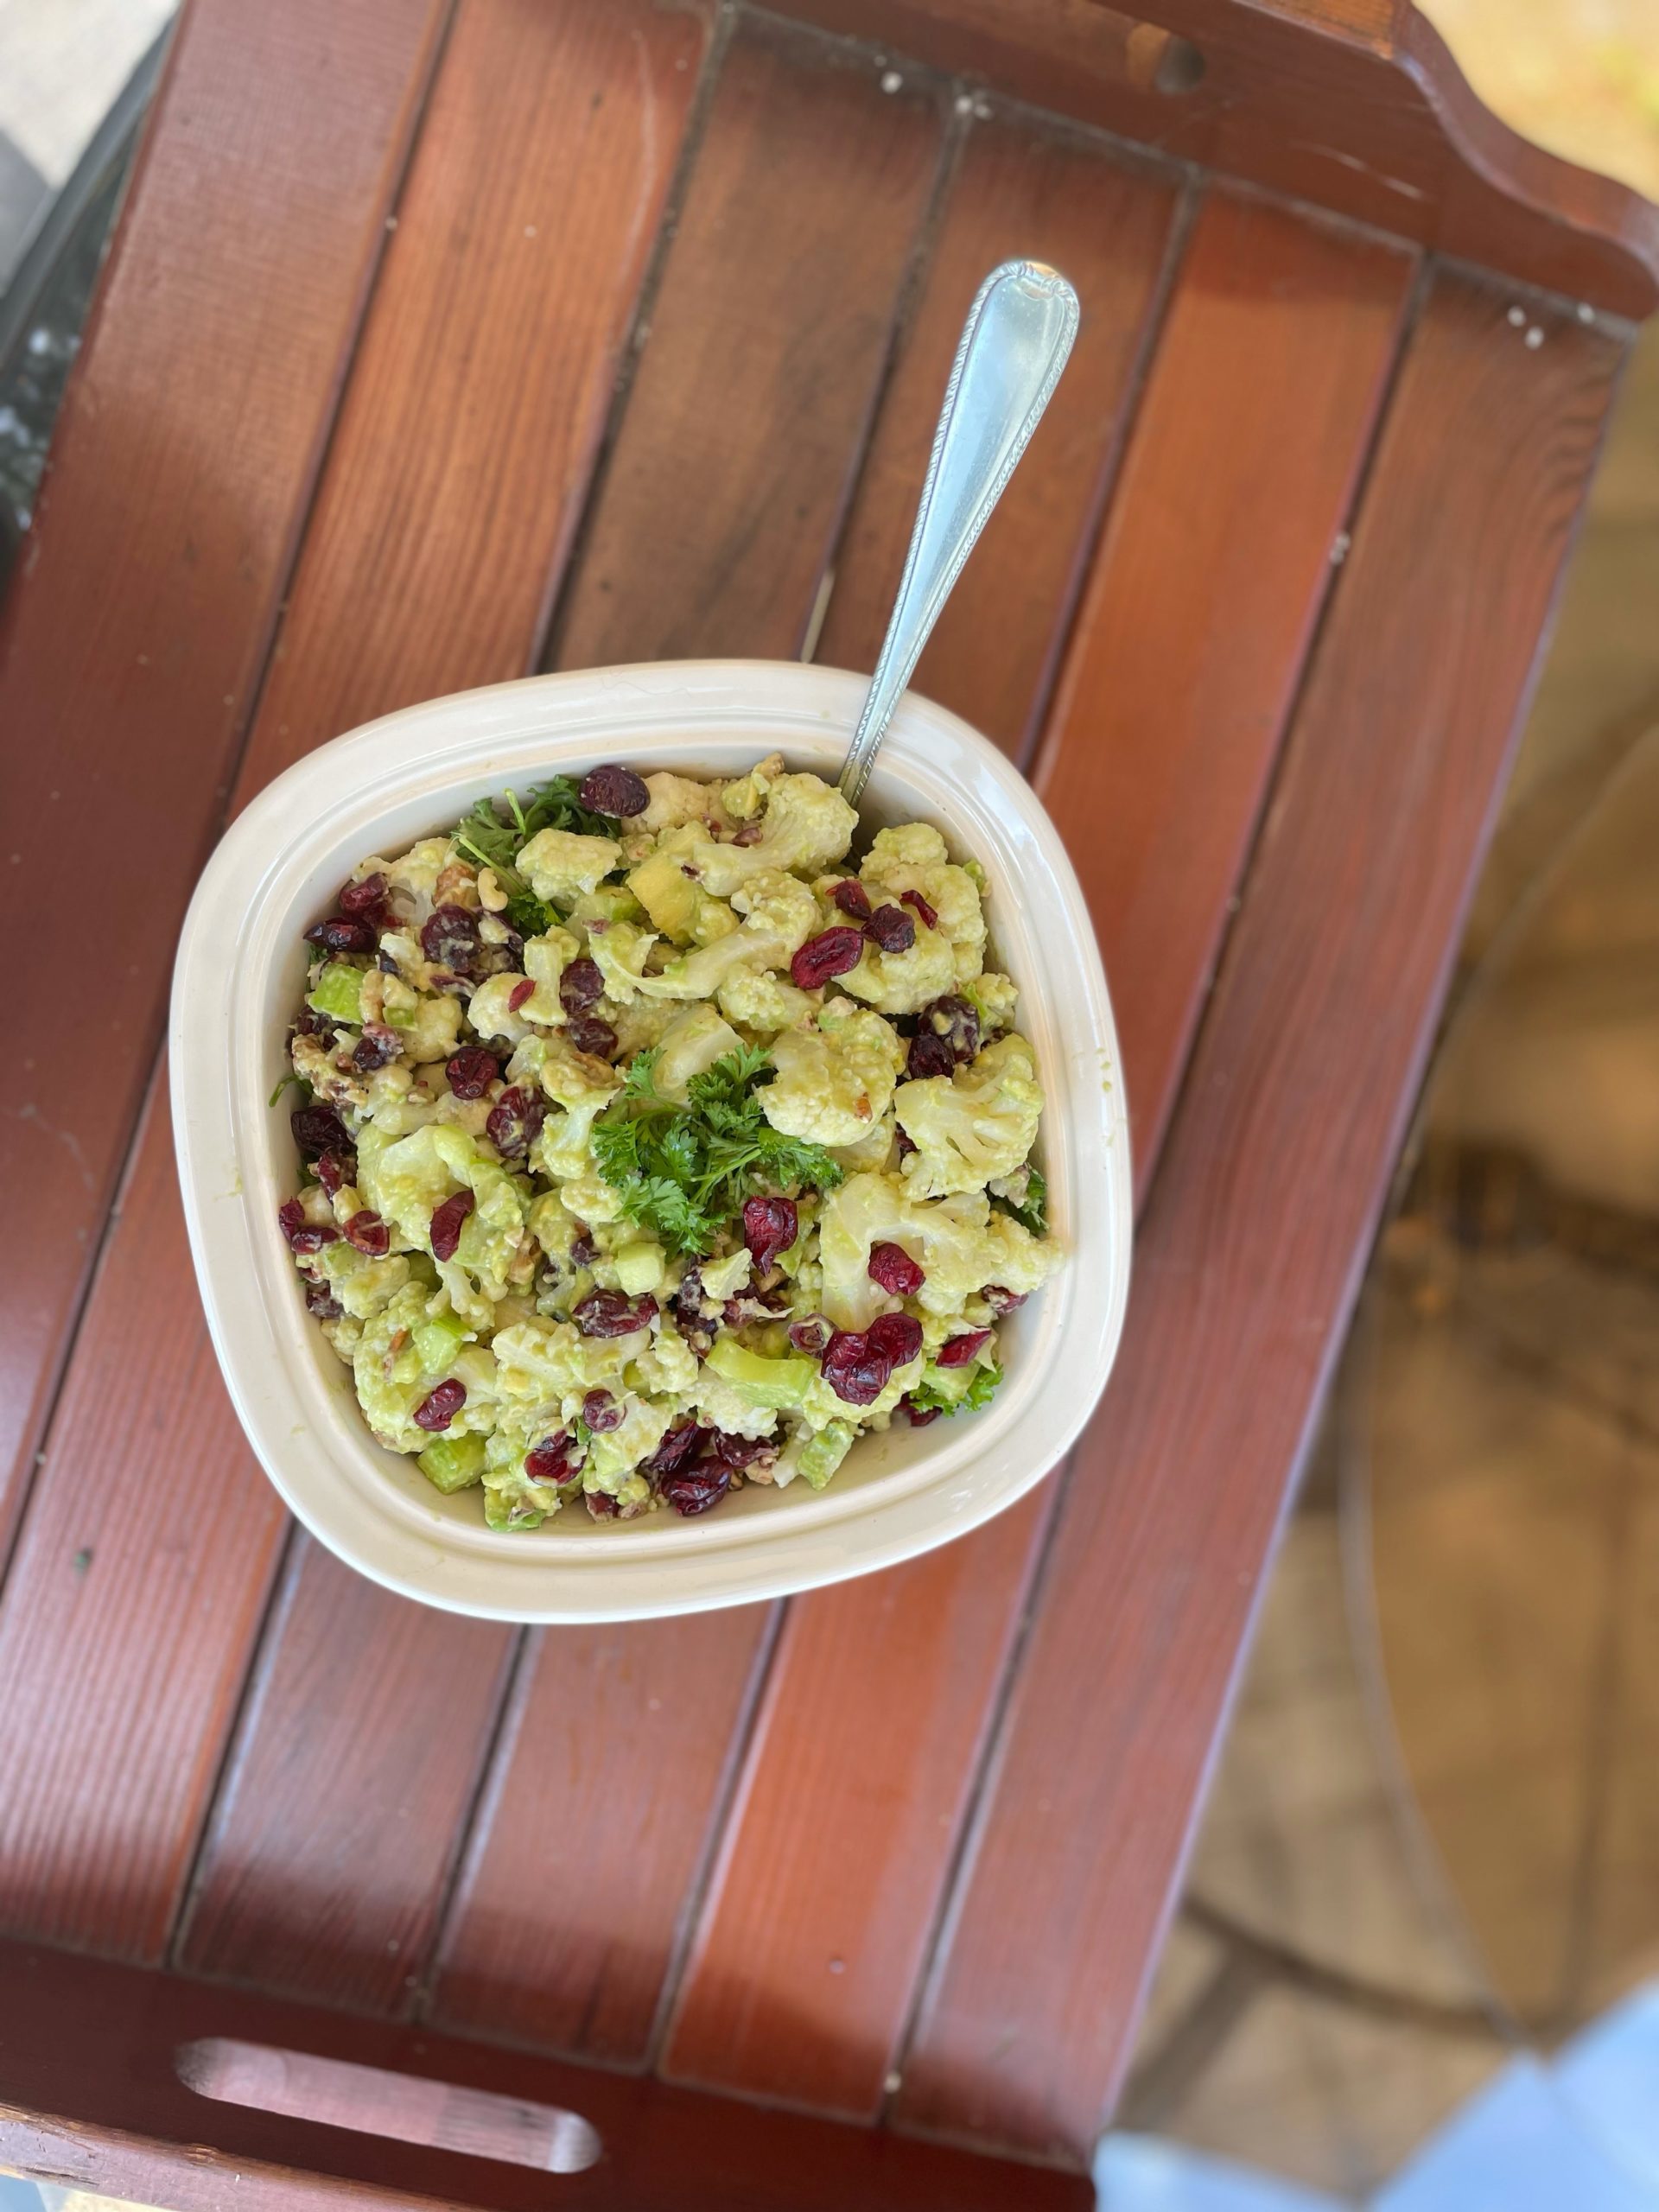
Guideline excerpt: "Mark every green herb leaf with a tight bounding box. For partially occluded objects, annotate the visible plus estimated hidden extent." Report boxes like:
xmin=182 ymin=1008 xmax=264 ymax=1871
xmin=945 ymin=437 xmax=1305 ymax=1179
xmin=592 ymin=1046 xmax=842 ymax=1256
xmin=1001 ymin=1166 xmax=1046 ymax=1237
xmin=269 ymin=1069 xmax=310 ymax=1109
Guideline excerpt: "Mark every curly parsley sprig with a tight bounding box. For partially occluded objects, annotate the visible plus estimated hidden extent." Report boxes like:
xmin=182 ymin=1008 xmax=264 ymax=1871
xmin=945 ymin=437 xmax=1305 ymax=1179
xmin=591 ymin=1044 xmax=843 ymax=1256
xmin=452 ymin=777 xmax=616 ymax=937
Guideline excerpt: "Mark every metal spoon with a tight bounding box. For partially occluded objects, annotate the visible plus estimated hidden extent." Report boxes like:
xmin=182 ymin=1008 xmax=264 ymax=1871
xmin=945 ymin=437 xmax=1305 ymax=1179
xmin=837 ymin=259 xmax=1080 ymax=804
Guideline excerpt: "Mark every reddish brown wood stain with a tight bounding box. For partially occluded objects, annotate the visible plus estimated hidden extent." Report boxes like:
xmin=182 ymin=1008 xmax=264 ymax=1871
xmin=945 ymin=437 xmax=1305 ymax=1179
xmin=0 ymin=0 xmax=449 ymax=1549
xmin=0 ymin=0 xmax=1643 ymax=2195
xmin=897 ymin=276 xmax=1624 ymax=2162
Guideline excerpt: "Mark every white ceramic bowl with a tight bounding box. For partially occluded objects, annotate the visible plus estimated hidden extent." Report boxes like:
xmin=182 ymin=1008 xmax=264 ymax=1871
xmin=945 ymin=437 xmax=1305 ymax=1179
xmin=172 ymin=662 xmax=1130 ymax=1622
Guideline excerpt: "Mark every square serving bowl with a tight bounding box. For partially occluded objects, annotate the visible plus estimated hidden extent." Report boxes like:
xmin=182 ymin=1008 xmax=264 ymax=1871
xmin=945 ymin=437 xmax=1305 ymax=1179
xmin=171 ymin=661 xmax=1131 ymax=1622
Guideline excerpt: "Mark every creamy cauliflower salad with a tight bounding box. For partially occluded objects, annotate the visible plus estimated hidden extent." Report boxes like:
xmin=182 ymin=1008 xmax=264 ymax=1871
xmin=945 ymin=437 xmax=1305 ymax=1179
xmin=276 ymin=756 xmax=1060 ymax=1529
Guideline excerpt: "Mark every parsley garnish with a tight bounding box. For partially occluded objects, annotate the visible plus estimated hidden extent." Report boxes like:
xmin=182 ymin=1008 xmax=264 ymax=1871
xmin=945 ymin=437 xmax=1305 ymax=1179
xmin=909 ymin=1363 xmax=1003 ymax=1418
xmin=1000 ymin=1166 xmax=1046 ymax=1237
xmin=592 ymin=1044 xmax=843 ymax=1255
xmin=452 ymin=777 xmax=617 ymax=937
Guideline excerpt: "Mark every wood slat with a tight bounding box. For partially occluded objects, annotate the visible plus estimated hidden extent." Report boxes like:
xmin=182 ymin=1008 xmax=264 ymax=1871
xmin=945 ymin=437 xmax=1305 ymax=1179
xmin=895 ymin=273 xmax=1624 ymax=2163
xmin=812 ymin=107 xmax=1179 ymax=758
xmin=430 ymin=17 xmax=949 ymax=2063
xmin=659 ymin=189 xmax=1408 ymax=2123
xmin=0 ymin=0 xmax=448 ymax=1550
xmin=0 ymin=1090 xmax=286 ymax=1959
xmin=430 ymin=1616 xmax=768 ymax=2057
xmin=550 ymin=10 xmax=945 ymax=670
xmin=1033 ymin=191 xmax=1414 ymax=1179
xmin=0 ymin=1942 xmax=1095 ymax=2212
xmin=176 ymin=1541 xmax=513 ymax=2011
xmin=0 ymin=0 xmax=711 ymax=1986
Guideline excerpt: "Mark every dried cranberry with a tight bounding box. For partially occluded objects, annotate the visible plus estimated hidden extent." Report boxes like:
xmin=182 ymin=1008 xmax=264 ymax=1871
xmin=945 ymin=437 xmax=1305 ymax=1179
xmin=982 ymin=1284 xmax=1027 ymax=1317
xmin=295 ymin=1007 xmax=340 ymax=1039
xmin=378 ymin=950 xmax=401 ymax=976
xmin=566 ymin=1014 xmax=617 ymax=1059
xmin=868 ymin=1311 xmax=924 ymax=1369
xmin=902 ymin=1396 xmax=941 ymax=1427
xmin=508 ymin=977 xmax=537 ymax=1014
xmin=821 ymin=1330 xmax=892 ymax=1407
xmin=582 ymin=1389 xmax=624 ymax=1433
xmin=305 ymin=915 xmax=376 ymax=957
xmin=339 ymin=871 xmax=390 ymax=916
xmin=277 ymin=1198 xmax=307 ymax=1245
xmin=559 ymin=957 xmax=605 ymax=1014
xmin=345 ymin=1210 xmax=390 ymax=1256
xmin=486 ymin=1085 xmax=546 ymax=1160
xmin=570 ymin=1228 xmax=599 ymax=1268
xmin=710 ymin=1431 xmax=772 ymax=1469
xmin=791 ymin=926 xmax=866 ymax=991
xmin=906 ymin=1031 xmax=955 ymax=1081
xmin=864 ymin=904 xmax=916 ymax=955
xmin=586 ymin=1491 xmax=620 ymax=1519
xmin=579 ymin=763 xmax=650 ymax=817
xmin=415 ymin=1379 xmax=467 ymax=1431
xmin=429 ymin=1189 xmax=474 ymax=1262
xmin=937 ymin=1328 xmax=992 ymax=1368
xmin=289 ymin=1224 xmax=340 ymax=1255
xmin=291 ymin=1103 xmax=349 ymax=1160
xmin=868 ymin=1241 xmax=924 ymax=1297
xmin=722 ymin=1294 xmax=772 ymax=1331
xmin=662 ymin=1463 xmax=732 ymax=1516
xmin=901 ymin=887 xmax=939 ymax=931
xmin=525 ymin=1431 xmax=580 ymax=1484
xmin=446 ymin=1046 xmax=500 ymax=1099
xmin=742 ymin=1195 xmax=798 ymax=1273
xmin=830 ymin=878 xmax=872 ymax=920
xmin=315 ymin=1149 xmax=358 ymax=1198
xmin=894 ymin=1126 xmax=918 ymax=1160
xmin=922 ymin=994 xmax=980 ymax=1064
xmin=644 ymin=1421 xmax=709 ymax=1478
xmin=788 ymin=1314 xmax=832 ymax=1357
xmin=421 ymin=904 xmax=482 ymax=977
xmin=353 ymin=1022 xmax=402 ymax=1072
xmin=574 ymin=1289 xmax=658 ymax=1338
xmin=304 ymin=1279 xmax=345 ymax=1321
xmin=733 ymin=822 xmax=766 ymax=847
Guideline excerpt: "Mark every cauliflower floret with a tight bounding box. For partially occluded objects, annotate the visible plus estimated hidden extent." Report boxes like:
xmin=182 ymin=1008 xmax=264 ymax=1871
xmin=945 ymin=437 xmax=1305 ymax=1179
xmin=635 ymin=870 xmax=817 ymax=999
xmin=585 ymin=1397 xmax=672 ymax=1494
xmin=690 ymin=1364 xmax=782 ymax=1441
xmin=358 ymin=1122 xmax=528 ymax=1323
xmin=762 ymin=1004 xmax=905 ymax=1147
xmin=655 ymin=774 xmax=857 ymax=900
xmin=584 ymin=919 xmax=658 ymax=1003
xmin=640 ymin=771 xmax=721 ymax=835
xmin=402 ymin=990 xmax=463 ymax=1065
xmin=523 ymin=1033 xmax=620 ymax=1180
xmin=716 ymin=752 xmax=785 ymax=823
xmin=313 ymin=1240 xmax=414 ymax=1319
xmin=965 ymin=971 xmax=1019 ymax=1034
xmin=859 ymin=822 xmax=986 ymax=985
xmin=380 ymin=836 xmax=453 ymax=916
xmin=817 ymin=1171 xmax=1060 ymax=1331
xmin=653 ymin=1004 xmax=744 ymax=1101
xmin=518 ymin=925 xmax=582 ymax=1022
xmin=492 ymin=1319 xmax=637 ymax=1408
xmin=838 ymin=921 xmax=957 ymax=1016
xmin=467 ymin=971 xmax=537 ymax=1047
xmin=518 ymin=826 xmax=623 ymax=906
xmin=631 ymin=1329 xmax=699 ymax=1399
xmin=716 ymin=969 xmax=817 ymax=1035
xmin=352 ymin=1283 xmax=498 ymax=1454
xmin=893 ymin=1035 xmax=1043 ymax=1199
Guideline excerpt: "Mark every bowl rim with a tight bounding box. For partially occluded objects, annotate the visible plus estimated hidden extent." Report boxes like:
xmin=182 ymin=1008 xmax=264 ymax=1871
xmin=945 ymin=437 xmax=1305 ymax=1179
xmin=171 ymin=660 xmax=1131 ymax=1622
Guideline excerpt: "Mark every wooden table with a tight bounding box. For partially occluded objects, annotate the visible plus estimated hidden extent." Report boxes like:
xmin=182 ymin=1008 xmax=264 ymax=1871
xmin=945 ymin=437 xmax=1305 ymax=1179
xmin=1 ymin=2 xmax=1653 ymax=2204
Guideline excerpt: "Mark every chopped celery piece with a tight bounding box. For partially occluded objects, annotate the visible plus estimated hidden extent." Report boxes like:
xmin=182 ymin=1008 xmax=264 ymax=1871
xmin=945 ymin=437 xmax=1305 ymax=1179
xmin=705 ymin=1335 xmax=817 ymax=1410
xmin=412 ymin=1312 xmax=469 ymax=1374
xmin=417 ymin=1432 xmax=486 ymax=1492
xmin=308 ymin=960 xmax=365 ymax=1023
xmin=797 ymin=1421 xmax=855 ymax=1491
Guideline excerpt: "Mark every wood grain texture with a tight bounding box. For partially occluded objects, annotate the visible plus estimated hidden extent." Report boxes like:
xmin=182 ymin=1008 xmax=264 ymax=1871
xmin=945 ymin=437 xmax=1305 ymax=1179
xmin=177 ymin=1542 xmax=513 ymax=2012
xmin=895 ymin=275 xmax=1624 ymax=2163
xmin=0 ymin=0 xmax=711 ymax=1993
xmin=660 ymin=1488 xmax=1047 ymax=2113
xmin=247 ymin=0 xmax=712 ymax=772
xmin=1033 ymin=192 xmax=1414 ymax=1182
xmin=431 ymin=1615 xmax=768 ymax=2057
xmin=428 ymin=16 xmax=950 ymax=2069
xmin=0 ymin=1943 xmax=1095 ymax=2212
xmin=761 ymin=0 xmax=1659 ymax=316
xmin=657 ymin=189 xmax=1405 ymax=2124
xmin=0 ymin=1088 xmax=288 ymax=1960
xmin=0 ymin=0 xmax=446 ymax=1550
xmin=550 ymin=10 xmax=945 ymax=671
xmin=169 ymin=0 xmax=715 ymax=2009
xmin=813 ymin=110 xmax=1179 ymax=759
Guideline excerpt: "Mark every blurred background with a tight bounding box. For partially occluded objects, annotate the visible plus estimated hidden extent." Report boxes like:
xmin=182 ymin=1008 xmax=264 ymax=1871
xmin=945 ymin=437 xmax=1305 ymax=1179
xmin=3 ymin=1 xmax=1659 ymax=2207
